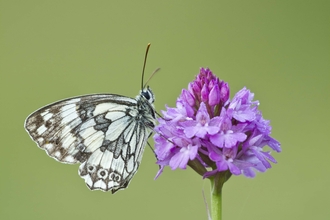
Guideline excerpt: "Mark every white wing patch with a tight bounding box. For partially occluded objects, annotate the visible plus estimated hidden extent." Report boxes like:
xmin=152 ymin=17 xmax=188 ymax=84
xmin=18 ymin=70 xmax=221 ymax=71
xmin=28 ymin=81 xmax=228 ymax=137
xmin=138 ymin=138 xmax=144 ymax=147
xmin=106 ymin=116 xmax=131 ymax=141
xmin=25 ymin=93 xmax=156 ymax=193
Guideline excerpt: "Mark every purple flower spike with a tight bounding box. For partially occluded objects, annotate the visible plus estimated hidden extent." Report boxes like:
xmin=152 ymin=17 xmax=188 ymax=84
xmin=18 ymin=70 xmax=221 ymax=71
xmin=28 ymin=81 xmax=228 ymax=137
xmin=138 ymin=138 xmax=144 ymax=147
xmin=153 ymin=68 xmax=281 ymax=180
xmin=181 ymin=102 xmax=220 ymax=139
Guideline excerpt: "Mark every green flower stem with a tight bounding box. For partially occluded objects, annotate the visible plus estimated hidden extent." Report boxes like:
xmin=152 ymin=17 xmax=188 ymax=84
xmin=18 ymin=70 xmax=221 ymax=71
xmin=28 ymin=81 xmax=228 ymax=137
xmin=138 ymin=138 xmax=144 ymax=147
xmin=210 ymin=172 xmax=226 ymax=220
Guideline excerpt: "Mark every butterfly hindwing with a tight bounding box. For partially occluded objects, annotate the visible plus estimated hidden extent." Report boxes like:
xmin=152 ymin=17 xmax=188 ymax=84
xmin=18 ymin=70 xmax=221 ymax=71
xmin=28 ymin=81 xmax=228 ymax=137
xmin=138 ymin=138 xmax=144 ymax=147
xmin=25 ymin=92 xmax=155 ymax=193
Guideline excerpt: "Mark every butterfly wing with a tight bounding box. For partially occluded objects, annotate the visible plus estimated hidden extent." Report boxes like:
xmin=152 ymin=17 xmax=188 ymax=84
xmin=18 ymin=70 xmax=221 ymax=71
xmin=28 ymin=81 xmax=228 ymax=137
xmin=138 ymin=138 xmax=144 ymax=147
xmin=25 ymin=94 xmax=155 ymax=193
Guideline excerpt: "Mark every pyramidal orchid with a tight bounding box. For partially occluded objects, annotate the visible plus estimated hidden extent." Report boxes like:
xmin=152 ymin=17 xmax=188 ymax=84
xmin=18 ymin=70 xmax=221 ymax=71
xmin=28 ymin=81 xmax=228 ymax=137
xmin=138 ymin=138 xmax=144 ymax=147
xmin=153 ymin=68 xmax=281 ymax=219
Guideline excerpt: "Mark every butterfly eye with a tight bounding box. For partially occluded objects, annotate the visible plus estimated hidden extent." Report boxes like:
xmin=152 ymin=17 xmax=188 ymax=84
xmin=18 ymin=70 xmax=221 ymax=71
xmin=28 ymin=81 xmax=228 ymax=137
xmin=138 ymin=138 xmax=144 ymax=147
xmin=141 ymin=87 xmax=155 ymax=104
xmin=142 ymin=90 xmax=150 ymax=100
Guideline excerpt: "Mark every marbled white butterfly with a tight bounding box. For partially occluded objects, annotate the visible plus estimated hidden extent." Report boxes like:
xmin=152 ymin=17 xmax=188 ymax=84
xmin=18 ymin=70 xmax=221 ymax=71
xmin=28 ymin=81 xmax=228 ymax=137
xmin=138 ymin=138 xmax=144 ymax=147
xmin=24 ymin=44 xmax=157 ymax=193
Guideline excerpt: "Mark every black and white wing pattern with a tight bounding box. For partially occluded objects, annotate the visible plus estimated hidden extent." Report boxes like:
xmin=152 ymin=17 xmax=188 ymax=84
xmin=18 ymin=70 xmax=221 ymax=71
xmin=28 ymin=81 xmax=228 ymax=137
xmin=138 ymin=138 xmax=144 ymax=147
xmin=24 ymin=88 xmax=156 ymax=193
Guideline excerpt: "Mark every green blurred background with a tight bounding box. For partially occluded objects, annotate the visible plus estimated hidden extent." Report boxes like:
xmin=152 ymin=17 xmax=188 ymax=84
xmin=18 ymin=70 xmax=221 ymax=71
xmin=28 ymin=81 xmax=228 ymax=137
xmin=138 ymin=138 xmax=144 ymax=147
xmin=1 ymin=1 xmax=329 ymax=219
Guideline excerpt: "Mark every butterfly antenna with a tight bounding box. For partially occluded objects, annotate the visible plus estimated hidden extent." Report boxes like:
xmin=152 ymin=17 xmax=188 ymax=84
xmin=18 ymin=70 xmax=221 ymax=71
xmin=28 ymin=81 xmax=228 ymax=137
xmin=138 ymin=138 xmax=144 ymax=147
xmin=143 ymin=67 xmax=160 ymax=89
xmin=141 ymin=43 xmax=151 ymax=90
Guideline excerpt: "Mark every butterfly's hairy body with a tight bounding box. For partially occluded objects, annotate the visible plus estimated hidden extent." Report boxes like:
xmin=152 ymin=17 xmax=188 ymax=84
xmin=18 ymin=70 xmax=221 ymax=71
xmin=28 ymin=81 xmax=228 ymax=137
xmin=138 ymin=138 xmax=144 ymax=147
xmin=25 ymin=90 xmax=156 ymax=193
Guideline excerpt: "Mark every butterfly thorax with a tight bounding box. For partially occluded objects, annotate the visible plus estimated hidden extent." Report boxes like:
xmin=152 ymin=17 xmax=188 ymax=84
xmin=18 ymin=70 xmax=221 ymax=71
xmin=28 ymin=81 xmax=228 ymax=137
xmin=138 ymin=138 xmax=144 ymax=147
xmin=135 ymin=87 xmax=156 ymax=129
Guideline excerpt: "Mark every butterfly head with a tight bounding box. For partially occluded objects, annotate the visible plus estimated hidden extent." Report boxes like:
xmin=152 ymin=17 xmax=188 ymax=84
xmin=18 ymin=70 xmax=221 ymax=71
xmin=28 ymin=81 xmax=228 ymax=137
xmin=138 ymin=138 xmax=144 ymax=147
xmin=140 ymin=86 xmax=155 ymax=104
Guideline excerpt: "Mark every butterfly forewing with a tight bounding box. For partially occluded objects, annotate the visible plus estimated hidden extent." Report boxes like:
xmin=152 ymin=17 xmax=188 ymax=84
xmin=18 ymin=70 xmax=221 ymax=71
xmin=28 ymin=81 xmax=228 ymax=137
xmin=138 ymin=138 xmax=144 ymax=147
xmin=25 ymin=92 xmax=156 ymax=193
